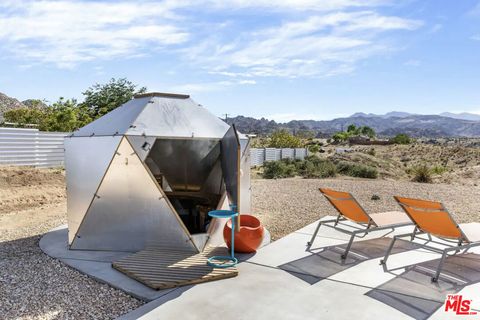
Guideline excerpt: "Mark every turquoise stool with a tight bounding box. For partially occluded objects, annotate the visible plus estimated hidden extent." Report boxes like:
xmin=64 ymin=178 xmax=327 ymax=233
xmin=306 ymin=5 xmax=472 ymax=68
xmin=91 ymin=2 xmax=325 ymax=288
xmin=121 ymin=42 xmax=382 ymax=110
xmin=207 ymin=208 xmax=239 ymax=268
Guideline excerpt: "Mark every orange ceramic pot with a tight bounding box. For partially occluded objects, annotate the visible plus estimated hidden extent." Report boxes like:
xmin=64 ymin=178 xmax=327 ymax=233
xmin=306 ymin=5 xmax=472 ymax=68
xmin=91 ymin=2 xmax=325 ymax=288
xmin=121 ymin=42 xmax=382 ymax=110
xmin=223 ymin=214 xmax=264 ymax=253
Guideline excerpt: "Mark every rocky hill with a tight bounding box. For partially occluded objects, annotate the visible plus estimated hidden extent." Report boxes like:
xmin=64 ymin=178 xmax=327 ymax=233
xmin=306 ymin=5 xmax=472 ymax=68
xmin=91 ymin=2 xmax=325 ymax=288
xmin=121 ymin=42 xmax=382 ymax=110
xmin=227 ymin=114 xmax=480 ymax=137
xmin=0 ymin=92 xmax=26 ymax=121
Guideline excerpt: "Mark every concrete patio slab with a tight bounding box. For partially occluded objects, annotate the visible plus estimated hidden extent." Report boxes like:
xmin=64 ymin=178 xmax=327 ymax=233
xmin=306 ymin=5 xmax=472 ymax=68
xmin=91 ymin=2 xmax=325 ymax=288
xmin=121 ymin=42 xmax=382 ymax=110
xmin=117 ymin=217 xmax=480 ymax=320
xmin=39 ymin=225 xmax=177 ymax=301
xmin=39 ymin=225 xmax=271 ymax=301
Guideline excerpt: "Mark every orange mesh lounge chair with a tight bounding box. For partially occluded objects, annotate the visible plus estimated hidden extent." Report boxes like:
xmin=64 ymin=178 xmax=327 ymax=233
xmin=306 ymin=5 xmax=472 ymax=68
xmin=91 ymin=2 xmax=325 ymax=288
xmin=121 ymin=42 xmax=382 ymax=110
xmin=307 ymin=188 xmax=412 ymax=260
xmin=380 ymin=196 xmax=480 ymax=282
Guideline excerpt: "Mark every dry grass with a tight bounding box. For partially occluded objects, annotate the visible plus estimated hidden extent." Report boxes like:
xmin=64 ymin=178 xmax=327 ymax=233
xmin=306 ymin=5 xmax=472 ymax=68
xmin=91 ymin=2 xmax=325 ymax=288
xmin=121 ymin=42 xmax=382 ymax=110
xmin=326 ymin=143 xmax=480 ymax=185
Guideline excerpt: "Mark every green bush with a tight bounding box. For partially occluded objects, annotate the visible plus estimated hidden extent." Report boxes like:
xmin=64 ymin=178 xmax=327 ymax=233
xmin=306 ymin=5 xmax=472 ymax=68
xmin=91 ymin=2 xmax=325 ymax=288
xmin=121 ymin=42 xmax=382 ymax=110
xmin=298 ymin=156 xmax=336 ymax=178
xmin=412 ymin=165 xmax=432 ymax=183
xmin=307 ymin=144 xmax=320 ymax=153
xmin=263 ymin=160 xmax=296 ymax=179
xmin=431 ymin=165 xmax=447 ymax=175
xmin=391 ymin=133 xmax=411 ymax=144
xmin=262 ymin=156 xmax=336 ymax=179
xmin=336 ymin=161 xmax=378 ymax=179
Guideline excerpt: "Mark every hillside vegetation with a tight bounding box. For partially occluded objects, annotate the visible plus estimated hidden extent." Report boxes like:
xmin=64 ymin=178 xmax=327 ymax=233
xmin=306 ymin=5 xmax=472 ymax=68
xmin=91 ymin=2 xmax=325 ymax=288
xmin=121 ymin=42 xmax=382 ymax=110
xmin=317 ymin=143 xmax=480 ymax=185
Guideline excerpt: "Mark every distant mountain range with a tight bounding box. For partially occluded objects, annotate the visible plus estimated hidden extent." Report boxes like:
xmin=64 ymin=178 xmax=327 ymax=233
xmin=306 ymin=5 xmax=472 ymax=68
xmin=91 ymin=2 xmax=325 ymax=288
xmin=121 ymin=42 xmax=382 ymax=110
xmin=350 ymin=111 xmax=480 ymax=121
xmin=227 ymin=111 xmax=480 ymax=138
xmin=1 ymin=91 xmax=480 ymax=137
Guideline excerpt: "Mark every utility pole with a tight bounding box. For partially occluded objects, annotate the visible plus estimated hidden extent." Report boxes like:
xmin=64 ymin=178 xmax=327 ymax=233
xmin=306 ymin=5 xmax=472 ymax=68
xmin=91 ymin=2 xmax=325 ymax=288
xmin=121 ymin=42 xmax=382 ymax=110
xmin=224 ymin=113 xmax=230 ymax=122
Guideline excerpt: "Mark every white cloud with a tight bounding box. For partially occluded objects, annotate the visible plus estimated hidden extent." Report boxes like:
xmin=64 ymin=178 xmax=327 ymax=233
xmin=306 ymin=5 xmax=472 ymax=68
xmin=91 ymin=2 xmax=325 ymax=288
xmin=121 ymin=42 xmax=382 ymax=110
xmin=198 ymin=0 xmax=393 ymax=11
xmin=187 ymin=11 xmax=422 ymax=78
xmin=0 ymin=1 xmax=188 ymax=68
xmin=169 ymin=79 xmax=256 ymax=93
xmin=0 ymin=0 xmax=422 ymax=81
xmin=404 ymin=59 xmax=421 ymax=66
xmin=471 ymin=34 xmax=480 ymax=41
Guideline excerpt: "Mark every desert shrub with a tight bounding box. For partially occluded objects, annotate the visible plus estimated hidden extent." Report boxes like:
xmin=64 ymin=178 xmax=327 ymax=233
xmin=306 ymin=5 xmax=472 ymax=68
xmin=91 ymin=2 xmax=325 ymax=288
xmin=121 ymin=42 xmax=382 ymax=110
xmin=431 ymin=165 xmax=447 ymax=175
xmin=263 ymin=160 xmax=297 ymax=179
xmin=336 ymin=161 xmax=378 ymax=179
xmin=412 ymin=165 xmax=432 ymax=183
xmin=366 ymin=148 xmax=376 ymax=156
xmin=268 ymin=129 xmax=303 ymax=148
xmin=391 ymin=133 xmax=411 ymax=144
xmin=298 ymin=156 xmax=336 ymax=178
xmin=332 ymin=131 xmax=349 ymax=142
xmin=308 ymin=144 xmax=320 ymax=153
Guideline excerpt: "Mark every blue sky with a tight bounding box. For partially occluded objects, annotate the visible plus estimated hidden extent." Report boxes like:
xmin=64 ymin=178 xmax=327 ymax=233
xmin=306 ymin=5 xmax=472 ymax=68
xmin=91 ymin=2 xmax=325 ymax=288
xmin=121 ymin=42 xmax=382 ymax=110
xmin=0 ymin=0 xmax=479 ymax=121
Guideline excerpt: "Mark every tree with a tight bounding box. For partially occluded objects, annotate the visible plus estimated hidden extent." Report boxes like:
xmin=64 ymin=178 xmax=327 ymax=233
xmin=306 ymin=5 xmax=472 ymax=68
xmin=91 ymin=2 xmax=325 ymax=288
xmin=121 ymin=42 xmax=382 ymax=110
xmin=3 ymin=98 xmax=92 ymax=132
xmin=360 ymin=126 xmax=376 ymax=138
xmin=42 ymin=98 xmax=93 ymax=132
xmin=346 ymin=124 xmax=358 ymax=134
xmin=3 ymin=107 xmax=45 ymax=127
xmin=332 ymin=131 xmax=349 ymax=142
xmin=391 ymin=133 xmax=411 ymax=144
xmin=81 ymin=78 xmax=146 ymax=118
xmin=268 ymin=129 xmax=303 ymax=148
xmin=332 ymin=124 xmax=376 ymax=141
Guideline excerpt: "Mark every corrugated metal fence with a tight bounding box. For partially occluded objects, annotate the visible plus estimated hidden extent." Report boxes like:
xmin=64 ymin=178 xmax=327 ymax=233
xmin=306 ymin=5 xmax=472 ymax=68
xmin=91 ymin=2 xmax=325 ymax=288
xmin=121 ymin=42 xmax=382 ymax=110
xmin=250 ymin=148 xmax=308 ymax=167
xmin=0 ymin=128 xmax=308 ymax=169
xmin=0 ymin=127 xmax=67 ymax=167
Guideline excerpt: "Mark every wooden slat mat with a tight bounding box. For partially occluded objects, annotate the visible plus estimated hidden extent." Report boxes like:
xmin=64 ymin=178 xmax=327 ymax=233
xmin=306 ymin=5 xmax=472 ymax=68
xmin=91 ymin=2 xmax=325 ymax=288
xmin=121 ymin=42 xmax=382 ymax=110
xmin=112 ymin=246 xmax=238 ymax=290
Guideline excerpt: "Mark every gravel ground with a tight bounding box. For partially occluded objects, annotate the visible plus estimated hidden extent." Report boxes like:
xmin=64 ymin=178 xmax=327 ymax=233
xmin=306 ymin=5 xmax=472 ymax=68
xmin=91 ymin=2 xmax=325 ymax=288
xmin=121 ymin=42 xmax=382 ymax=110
xmin=0 ymin=204 xmax=143 ymax=320
xmin=0 ymin=168 xmax=143 ymax=320
xmin=252 ymin=177 xmax=480 ymax=240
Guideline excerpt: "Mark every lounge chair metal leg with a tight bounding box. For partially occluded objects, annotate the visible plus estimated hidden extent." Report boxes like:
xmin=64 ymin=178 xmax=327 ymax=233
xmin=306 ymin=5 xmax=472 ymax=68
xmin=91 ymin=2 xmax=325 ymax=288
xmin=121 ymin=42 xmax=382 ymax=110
xmin=341 ymin=233 xmax=356 ymax=260
xmin=380 ymin=235 xmax=398 ymax=265
xmin=432 ymin=249 xmax=448 ymax=282
xmin=334 ymin=214 xmax=341 ymax=226
xmin=455 ymin=240 xmax=463 ymax=254
xmin=307 ymin=221 xmax=322 ymax=248
xmin=411 ymin=227 xmax=417 ymax=241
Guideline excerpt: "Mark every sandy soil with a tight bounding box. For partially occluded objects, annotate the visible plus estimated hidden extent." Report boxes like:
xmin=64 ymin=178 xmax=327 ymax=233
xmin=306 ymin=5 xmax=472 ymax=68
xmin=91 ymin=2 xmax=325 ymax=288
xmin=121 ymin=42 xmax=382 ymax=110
xmin=0 ymin=166 xmax=66 ymax=215
xmin=0 ymin=167 xmax=142 ymax=320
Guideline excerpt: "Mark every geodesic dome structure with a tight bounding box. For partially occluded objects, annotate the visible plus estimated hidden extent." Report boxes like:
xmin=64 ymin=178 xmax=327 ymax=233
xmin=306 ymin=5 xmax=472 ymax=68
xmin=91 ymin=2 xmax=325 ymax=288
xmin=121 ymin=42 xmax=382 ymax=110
xmin=64 ymin=92 xmax=251 ymax=253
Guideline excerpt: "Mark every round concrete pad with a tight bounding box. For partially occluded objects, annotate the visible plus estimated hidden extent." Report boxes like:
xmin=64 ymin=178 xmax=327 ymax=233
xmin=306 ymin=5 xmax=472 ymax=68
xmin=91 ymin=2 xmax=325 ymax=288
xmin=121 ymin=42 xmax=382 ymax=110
xmin=39 ymin=225 xmax=178 ymax=301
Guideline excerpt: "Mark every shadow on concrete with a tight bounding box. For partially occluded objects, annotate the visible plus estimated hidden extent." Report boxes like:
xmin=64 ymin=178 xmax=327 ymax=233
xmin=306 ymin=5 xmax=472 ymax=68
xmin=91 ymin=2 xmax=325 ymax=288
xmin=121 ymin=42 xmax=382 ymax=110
xmin=366 ymin=253 xmax=480 ymax=320
xmin=278 ymin=237 xmax=420 ymax=285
